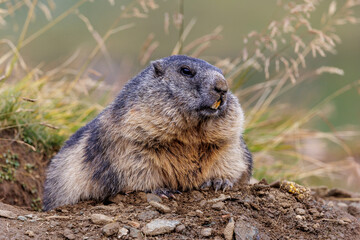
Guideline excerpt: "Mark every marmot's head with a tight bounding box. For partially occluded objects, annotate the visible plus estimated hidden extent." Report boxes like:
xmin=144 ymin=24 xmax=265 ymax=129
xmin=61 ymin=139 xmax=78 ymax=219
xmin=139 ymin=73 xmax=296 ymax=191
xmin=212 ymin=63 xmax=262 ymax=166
xmin=111 ymin=55 xmax=243 ymax=141
xmin=149 ymin=55 xmax=230 ymax=119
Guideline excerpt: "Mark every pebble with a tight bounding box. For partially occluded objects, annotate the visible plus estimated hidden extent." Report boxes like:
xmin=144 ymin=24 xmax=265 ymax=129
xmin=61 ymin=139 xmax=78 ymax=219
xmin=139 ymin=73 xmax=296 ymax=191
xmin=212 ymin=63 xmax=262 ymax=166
xmin=296 ymin=215 xmax=305 ymax=220
xmin=24 ymin=214 xmax=34 ymax=219
xmin=208 ymin=194 xmax=230 ymax=203
xmin=337 ymin=202 xmax=348 ymax=211
xmin=149 ymin=201 xmax=171 ymax=213
xmin=90 ymin=214 xmax=113 ymax=225
xmin=295 ymin=208 xmax=306 ymax=215
xmin=17 ymin=216 xmax=27 ymax=221
xmin=224 ymin=217 xmax=235 ymax=240
xmin=129 ymin=227 xmax=143 ymax=239
xmin=146 ymin=193 xmax=162 ymax=203
xmin=308 ymin=208 xmax=320 ymax=218
xmin=142 ymin=219 xmax=180 ymax=236
xmin=212 ymin=201 xmax=225 ymax=210
xmin=128 ymin=220 xmax=141 ymax=228
xmin=108 ymin=194 xmax=126 ymax=204
xmin=192 ymin=191 xmax=204 ymax=201
xmin=102 ymin=222 xmax=120 ymax=237
xmin=234 ymin=218 xmax=259 ymax=240
xmin=25 ymin=230 xmax=35 ymax=237
xmin=175 ymin=224 xmax=186 ymax=233
xmin=0 ymin=209 xmax=17 ymax=219
xmin=118 ymin=227 xmax=129 ymax=238
xmin=137 ymin=210 xmax=160 ymax=221
xmin=348 ymin=203 xmax=360 ymax=217
xmin=201 ymin=228 xmax=212 ymax=237
xmin=313 ymin=223 xmax=320 ymax=229
xmin=63 ymin=228 xmax=76 ymax=240
xmin=196 ymin=209 xmax=203 ymax=215
xmin=199 ymin=200 xmax=207 ymax=207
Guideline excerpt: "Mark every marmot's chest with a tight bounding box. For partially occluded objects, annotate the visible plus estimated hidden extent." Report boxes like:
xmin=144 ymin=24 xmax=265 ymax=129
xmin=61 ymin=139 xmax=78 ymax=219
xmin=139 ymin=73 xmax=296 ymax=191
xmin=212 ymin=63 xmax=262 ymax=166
xmin=153 ymin=142 xmax=221 ymax=190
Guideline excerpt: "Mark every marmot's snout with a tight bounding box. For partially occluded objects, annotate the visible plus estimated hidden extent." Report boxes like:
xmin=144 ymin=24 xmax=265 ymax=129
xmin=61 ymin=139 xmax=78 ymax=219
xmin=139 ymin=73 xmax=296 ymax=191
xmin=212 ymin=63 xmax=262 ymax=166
xmin=211 ymin=75 xmax=228 ymax=110
xmin=199 ymin=74 xmax=229 ymax=116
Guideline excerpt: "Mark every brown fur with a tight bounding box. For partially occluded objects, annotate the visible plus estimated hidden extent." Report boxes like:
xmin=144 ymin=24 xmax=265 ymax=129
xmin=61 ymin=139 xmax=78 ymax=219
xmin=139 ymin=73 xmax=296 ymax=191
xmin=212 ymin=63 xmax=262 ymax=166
xmin=43 ymin=55 xmax=252 ymax=211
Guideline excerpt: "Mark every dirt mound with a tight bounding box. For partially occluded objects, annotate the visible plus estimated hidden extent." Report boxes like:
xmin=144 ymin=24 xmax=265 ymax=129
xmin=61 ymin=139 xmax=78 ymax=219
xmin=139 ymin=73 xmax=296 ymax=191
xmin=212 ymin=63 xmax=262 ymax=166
xmin=0 ymin=131 xmax=48 ymax=210
xmin=1 ymin=131 xmax=360 ymax=239
xmin=1 ymin=180 xmax=359 ymax=239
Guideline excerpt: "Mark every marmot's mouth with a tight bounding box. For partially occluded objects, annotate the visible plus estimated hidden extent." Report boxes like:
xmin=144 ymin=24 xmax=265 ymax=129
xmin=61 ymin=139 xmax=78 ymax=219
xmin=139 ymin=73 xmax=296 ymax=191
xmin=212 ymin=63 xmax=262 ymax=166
xmin=210 ymin=99 xmax=222 ymax=110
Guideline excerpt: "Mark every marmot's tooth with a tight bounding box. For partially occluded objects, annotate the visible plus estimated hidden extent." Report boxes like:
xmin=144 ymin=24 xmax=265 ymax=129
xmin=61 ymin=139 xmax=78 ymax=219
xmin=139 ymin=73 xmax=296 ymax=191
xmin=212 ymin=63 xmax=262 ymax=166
xmin=211 ymin=100 xmax=221 ymax=110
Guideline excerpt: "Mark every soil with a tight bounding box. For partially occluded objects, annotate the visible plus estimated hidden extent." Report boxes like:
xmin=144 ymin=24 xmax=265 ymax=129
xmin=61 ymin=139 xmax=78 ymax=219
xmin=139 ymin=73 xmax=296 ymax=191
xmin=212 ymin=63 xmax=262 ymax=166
xmin=0 ymin=130 xmax=49 ymax=210
xmin=1 ymin=132 xmax=360 ymax=239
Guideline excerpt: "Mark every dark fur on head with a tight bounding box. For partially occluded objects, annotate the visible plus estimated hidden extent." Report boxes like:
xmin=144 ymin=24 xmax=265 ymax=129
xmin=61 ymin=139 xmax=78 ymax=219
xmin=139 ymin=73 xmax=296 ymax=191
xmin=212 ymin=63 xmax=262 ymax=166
xmin=43 ymin=55 xmax=252 ymax=211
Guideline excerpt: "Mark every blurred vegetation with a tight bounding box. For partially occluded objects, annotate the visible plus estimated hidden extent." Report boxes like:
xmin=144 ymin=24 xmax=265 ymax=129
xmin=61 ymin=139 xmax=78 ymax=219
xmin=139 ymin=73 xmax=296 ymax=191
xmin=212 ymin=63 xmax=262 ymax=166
xmin=0 ymin=0 xmax=359 ymax=192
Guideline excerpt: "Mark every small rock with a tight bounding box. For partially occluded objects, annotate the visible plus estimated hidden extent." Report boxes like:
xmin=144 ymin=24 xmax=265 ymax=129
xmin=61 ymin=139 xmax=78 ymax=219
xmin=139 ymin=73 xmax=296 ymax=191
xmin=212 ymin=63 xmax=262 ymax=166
xmin=212 ymin=202 xmax=225 ymax=210
xmin=25 ymin=230 xmax=35 ymax=237
xmin=25 ymin=214 xmax=34 ymax=219
xmin=338 ymin=220 xmax=347 ymax=225
xmin=128 ymin=220 xmax=141 ymax=228
xmin=118 ymin=227 xmax=129 ymax=238
xmin=224 ymin=217 xmax=235 ymax=240
xmin=296 ymin=215 xmax=305 ymax=220
xmin=92 ymin=204 xmax=121 ymax=211
xmin=208 ymin=194 xmax=230 ymax=203
xmin=214 ymin=236 xmax=223 ymax=240
xmin=280 ymin=202 xmax=291 ymax=208
xmin=149 ymin=201 xmax=171 ymax=213
xmin=0 ymin=210 xmax=17 ymax=219
xmin=234 ymin=218 xmax=260 ymax=240
xmin=146 ymin=193 xmax=162 ymax=203
xmin=90 ymin=214 xmax=113 ymax=225
xmin=199 ymin=200 xmax=207 ymax=207
xmin=17 ymin=216 xmax=27 ymax=221
xmin=337 ymin=202 xmax=348 ymax=211
xmin=192 ymin=191 xmax=204 ymax=201
xmin=313 ymin=223 xmax=320 ymax=229
xmin=63 ymin=228 xmax=76 ymax=240
xmin=102 ymin=222 xmax=120 ymax=237
xmin=129 ymin=227 xmax=143 ymax=239
xmin=308 ymin=208 xmax=320 ymax=218
xmin=175 ymin=224 xmax=186 ymax=233
xmin=201 ymin=228 xmax=212 ymax=237
xmin=108 ymin=194 xmax=126 ymax=204
xmin=268 ymin=193 xmax=276 ymax=201
xmin=196 ymin=209 xmax=203 ymax=215
xmin=142 ymin=219 xmax=180 ymax=236
xmin=295 ymin=208 xmax=306 ymax=215
xmin=137 ymin=210 xmax=159 ymax=221
xmin=348 ymin=203 xmax=360 ymax=217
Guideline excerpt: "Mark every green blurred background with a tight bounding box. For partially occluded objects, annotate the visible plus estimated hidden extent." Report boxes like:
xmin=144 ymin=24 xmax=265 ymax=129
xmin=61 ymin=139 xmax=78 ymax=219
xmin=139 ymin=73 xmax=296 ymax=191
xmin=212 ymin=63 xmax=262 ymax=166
xmin=2 ymin=0 xmax=359 ymax=127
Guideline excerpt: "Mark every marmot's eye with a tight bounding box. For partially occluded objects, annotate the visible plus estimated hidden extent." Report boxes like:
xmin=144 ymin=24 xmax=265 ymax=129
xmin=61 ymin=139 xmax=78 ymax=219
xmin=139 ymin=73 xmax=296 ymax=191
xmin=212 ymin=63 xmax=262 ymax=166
xmin=180 ymin=67 xmax=194 ymax=77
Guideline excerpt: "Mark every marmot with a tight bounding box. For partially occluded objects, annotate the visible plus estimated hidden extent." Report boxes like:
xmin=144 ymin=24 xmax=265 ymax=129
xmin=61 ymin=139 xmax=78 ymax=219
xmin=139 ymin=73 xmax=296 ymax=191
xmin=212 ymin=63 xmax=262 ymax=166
xmin=43 ymin=55 xmax=252 ymax=211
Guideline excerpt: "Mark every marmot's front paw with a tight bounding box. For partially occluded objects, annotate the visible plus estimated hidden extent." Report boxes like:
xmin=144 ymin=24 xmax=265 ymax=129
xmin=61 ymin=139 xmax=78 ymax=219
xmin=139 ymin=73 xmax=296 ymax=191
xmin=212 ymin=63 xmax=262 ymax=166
xmin=200 ymin=178 xmax=234 ymax=192
xmin=152 ymin=188 xmax=181 ymax=199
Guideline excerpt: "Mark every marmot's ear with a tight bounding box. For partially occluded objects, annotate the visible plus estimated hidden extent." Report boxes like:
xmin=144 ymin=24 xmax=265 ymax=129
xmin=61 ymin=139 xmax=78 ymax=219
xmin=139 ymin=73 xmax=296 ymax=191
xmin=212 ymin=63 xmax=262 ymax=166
xmin=151 ymin=60 xmax=164 ymax=77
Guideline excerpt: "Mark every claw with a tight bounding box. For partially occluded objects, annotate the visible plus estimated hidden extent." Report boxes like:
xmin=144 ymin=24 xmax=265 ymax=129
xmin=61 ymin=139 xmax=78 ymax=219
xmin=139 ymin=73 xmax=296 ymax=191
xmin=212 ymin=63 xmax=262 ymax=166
xmin=222 ymin=179 xmax=233 ymax=192
xmin=200 ymin=180 xmax=212 ymax=190
xmin=153 ymin=188 xmax=180 ymax=199
xmin=213 ymin=178 xmax=223 ymax=192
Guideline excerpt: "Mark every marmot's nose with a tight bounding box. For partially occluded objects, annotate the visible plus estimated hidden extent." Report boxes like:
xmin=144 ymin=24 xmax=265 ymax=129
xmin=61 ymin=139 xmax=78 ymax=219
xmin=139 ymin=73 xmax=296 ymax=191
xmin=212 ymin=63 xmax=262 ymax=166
xmin=213 ymin=76 xmax=228 ymax=95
